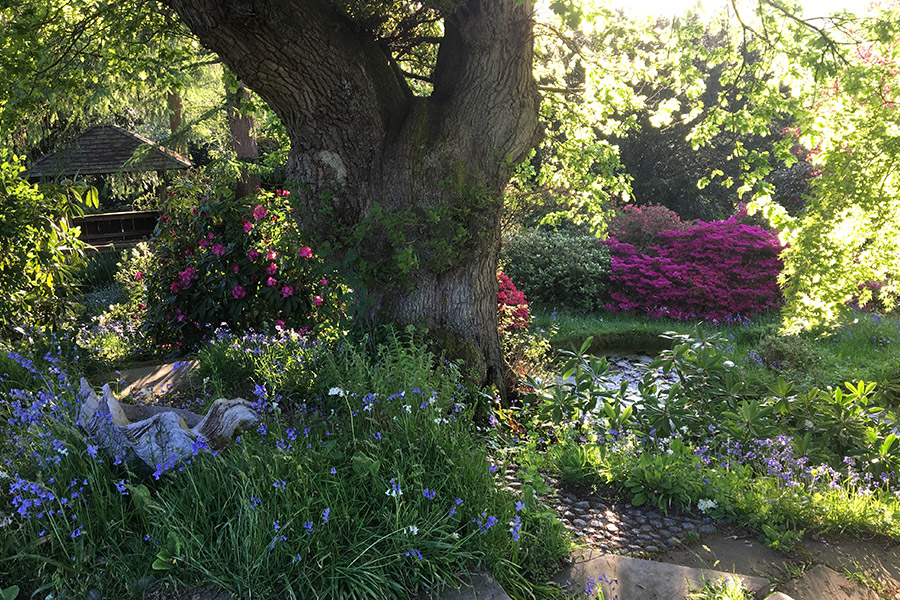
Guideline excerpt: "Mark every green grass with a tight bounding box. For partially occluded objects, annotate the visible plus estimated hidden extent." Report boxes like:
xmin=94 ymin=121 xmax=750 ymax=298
xmin=532 ymin=309 xmax=777 ymax=356
xmin=685 ymin=576 xmax=754 ymax=600
xmin=535 ymin=308 xmax=900 ymax=396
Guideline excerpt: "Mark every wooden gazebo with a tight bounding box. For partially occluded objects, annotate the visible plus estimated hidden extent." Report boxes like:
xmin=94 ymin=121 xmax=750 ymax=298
xmin=28 ymin=124 xmax=191 ymax=246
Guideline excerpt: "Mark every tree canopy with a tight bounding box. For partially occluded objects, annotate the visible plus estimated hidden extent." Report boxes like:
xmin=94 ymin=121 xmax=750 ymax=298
xmin=4 ymin=0 xmax=900 ymax=353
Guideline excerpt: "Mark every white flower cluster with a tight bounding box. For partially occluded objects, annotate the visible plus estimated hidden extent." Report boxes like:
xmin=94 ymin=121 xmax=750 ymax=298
xmin=697 ymin=498 xmax=718 ymax=514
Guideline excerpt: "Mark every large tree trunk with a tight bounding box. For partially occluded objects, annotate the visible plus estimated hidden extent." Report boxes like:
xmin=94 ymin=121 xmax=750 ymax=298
xmin=160 ymin=0 xmax=541 ymax=398
xmin=166 ymin=89 xmax=188 ymax=157
xmin=226 ymin=80 xmax=261 ymax=199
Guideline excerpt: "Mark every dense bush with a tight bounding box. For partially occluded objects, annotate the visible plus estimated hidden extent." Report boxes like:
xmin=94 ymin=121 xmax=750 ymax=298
xmin=606 ymin=204 xmax=686 ymax=251
xmin=0 ymin=152 xmax=91 ymax=332
xmin=497 ymin=271 xmax=530 ymax=334
xmin=142 ymin=184 xmax=344 ymax=350
xmin=605 ymin=219 xmax=783 ymax=320
xmin=501 ymin=229 xmax=611 ymax=312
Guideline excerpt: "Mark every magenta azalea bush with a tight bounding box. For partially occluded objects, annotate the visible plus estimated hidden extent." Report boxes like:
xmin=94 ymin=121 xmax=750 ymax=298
xmin=605 ymin=219 xmax=783 ymax=320
xmin=497 ymin=270 xmax=530 ymax=333
xmin=141 ymin=186 xmax=342 ymax=349
xmin=607 ymin=204 xmax=686 ymax=251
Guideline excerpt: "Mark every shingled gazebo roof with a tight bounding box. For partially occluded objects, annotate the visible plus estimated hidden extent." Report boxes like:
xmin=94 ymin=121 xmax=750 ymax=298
xmin=27 ymin=124 xmax=191 ymax=179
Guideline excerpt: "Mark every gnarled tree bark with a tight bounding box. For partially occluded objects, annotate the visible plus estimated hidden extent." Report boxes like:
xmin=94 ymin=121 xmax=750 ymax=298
xmin=159 ymin=0 xmax=541 ymax=399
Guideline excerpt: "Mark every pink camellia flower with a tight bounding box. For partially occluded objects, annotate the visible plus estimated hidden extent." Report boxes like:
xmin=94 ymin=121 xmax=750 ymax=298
xmin=281 ymin=285 xmax=294 ymax=298
xmin=207 ymin=232 xmax=215 ymax=240
xmin=211 ymin=243 xmax=226 ymax=256
xmin=243 ymin=220 xmax=253 ymax=234
xmin=179 ymin=267 xmax=196 ymax=283
xmin=266 ymin=262 xmax=278 ymax=275
xmin=320 ymin=278 xmax=328 ymax=286
xmin=313 ymin=295 xmax=323 ymax=306
xmin=267 ymin=250 xmax=277 ymax=260
xmin=299 ymin=247 xmax=313 ymax=258
xmin=231 ymin=285 xmax=247 ymax=299
xmin=198 ymin=239 xmax=209 ymax=249
xmin=253 ymin=205 xmax=267 ymax=220
xmin=231 ymin=264 xmax=240 ymax=273
xmin=266 ymin=277 xmax=277 ymax=287
xmin=134 ymin=271 xmax=143 ymax=281
xmin=248 ymin=249 xmax=260 ymax=262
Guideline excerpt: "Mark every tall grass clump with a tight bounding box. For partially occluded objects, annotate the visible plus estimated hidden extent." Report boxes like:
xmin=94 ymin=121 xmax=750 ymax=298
xmin=1 ymin=330 xmax=567 ymax=599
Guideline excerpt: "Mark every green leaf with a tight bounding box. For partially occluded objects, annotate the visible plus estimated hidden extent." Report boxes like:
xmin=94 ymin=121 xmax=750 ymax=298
xmin=152 ymin=557 xmax=175 ymax=571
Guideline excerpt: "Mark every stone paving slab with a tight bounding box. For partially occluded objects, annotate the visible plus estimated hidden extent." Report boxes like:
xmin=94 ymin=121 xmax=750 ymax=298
xmin=763 ymin=593 xmax=796 ymax=600
xmin=413 ymin=572 xmax=511 ymax=600
xmin=555 ymin=549 xmax=772 ymax=599
xmin=780 ymin=565 xmax=882 ymax=600
xmin=96 ymin=360 xmax=198 ymax=400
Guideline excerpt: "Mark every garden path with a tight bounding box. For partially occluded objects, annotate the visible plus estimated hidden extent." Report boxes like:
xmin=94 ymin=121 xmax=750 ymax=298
xmin=96 ymin=360 xmax=198 ymax=401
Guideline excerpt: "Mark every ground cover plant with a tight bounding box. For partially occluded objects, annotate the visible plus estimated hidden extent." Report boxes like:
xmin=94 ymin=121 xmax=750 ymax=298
xmin=503 ymin=328 xmax=900 ymax=552
xmin=0 ymin=329 xmax=568 ymax=600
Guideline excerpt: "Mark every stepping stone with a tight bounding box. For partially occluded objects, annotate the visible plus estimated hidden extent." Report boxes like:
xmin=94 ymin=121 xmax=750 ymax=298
xmin=763 ymin=593 xmax=796 ymax=600
xmin=97 ymin=360 xmax=198 ymax=399
xmin=780 ymin=565 xmax=881 ymax=600
xmin=412 ymin=571 xmax=510 ymax=600
xmin=555 ymin=549 xmax=771 ymax=600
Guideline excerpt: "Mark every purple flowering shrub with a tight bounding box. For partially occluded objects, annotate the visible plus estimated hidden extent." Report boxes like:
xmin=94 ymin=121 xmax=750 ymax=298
xmin=605 ymin=219 xmax=784 ymax=320
xmin=143 ymin=184 xmax=344 ymax=351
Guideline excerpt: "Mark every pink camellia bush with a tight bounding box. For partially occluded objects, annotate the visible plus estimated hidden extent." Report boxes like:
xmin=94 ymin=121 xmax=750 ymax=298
xmin=497 ymin=270 xmax=531 ymax=333
xmin=144 ymin=185 xmax=343 ymax=349
xmin=605 ymin=219 xmax=783 ymax=320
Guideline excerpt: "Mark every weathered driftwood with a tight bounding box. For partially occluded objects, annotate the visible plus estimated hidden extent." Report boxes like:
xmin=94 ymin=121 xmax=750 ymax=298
xmin=77 ymin=378 xmax=258 ymax=468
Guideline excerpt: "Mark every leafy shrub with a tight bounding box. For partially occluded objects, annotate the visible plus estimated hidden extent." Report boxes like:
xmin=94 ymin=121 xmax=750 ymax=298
xmin=501 ymin=229 xmax=611 ymax=311
xmin=622 ymin=441 xmax=704 ymax=513
xmin=755 ymin=333 xmax=822 ymax=372
xmin=605 ymin=219 xmax=783 ymax=320
xmin=607 ymin=204 xmax=685 ymax=251
xmin=144 ymin=184 xmax=344 ymax=350
xmin=0 ymin=151 xmax=92 ymax=332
